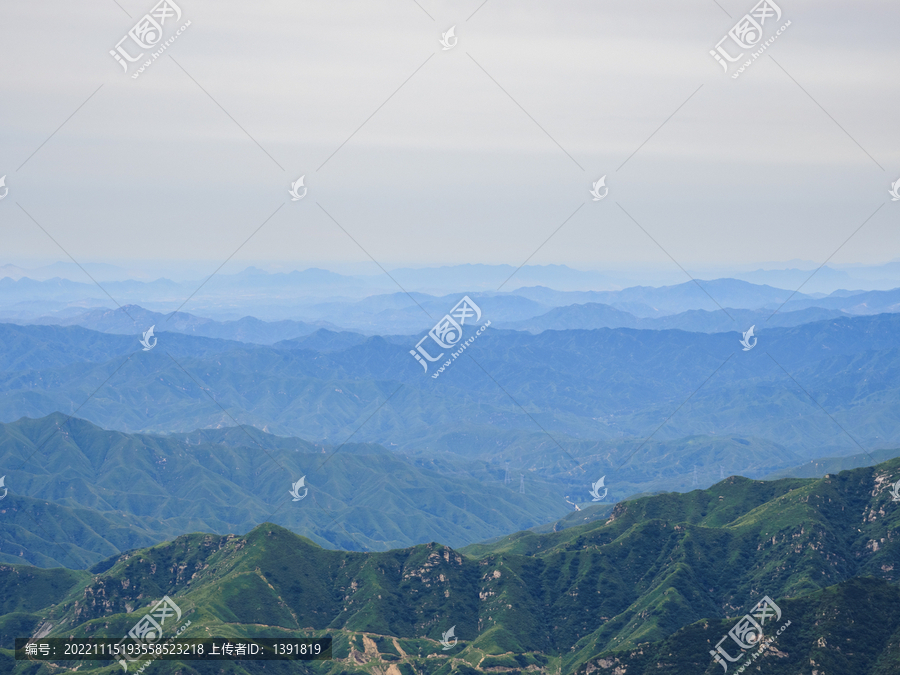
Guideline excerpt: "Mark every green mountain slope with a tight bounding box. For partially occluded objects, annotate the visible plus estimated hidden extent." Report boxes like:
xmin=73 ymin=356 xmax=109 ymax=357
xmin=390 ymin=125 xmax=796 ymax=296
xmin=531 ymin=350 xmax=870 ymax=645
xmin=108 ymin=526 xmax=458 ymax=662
xmin=0 ymin=414 xmax=576 ymax=566
xmin=575 ymin=576 xmax=900 ymax=674
xmin=1 ymin=458 xmax=899 ymax=673
xmin=3 ymin=413 xmax=852 ymax=567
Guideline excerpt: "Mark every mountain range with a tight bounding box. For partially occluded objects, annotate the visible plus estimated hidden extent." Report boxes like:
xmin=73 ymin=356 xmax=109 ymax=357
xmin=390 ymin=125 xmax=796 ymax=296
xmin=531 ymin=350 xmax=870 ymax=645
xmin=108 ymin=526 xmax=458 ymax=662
xmin=1 ymin=457 xmax=898 ymax=673
xmin=0 ymin=414 xmax=584 ymax=567
xmin=3 ymin=312 xmax=900 ymax=462
xmin=5 ymin=272 xmax=900 ymax=333
xmin=7 ymin=299 xmax=854 ymax=342
xmin=4 ymin=260 xmax=900 ymax=294
xmin=500 ymin=302 xmax=846 ymax=333
xmin=2 ymin=266 xmax=899 ymax=672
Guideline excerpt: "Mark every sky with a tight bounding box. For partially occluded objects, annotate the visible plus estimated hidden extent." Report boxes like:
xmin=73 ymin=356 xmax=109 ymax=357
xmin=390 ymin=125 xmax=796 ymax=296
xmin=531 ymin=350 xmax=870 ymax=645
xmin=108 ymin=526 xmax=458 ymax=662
xmin=1 ymin=0 xmax=898 ymax=280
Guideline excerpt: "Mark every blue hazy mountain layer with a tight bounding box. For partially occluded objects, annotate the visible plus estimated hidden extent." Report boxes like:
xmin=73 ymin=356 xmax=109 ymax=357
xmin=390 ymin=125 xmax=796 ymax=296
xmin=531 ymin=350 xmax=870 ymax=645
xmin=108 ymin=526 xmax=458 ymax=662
xmin=5 ymin=274 xmax=899 ymax=331
xmin=1 ymin=313 xmax=899 ymax=462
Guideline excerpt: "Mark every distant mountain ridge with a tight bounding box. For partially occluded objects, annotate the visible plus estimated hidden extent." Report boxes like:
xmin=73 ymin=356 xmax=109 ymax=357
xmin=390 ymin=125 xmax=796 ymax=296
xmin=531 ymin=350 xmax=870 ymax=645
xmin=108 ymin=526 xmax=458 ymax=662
xmin=34 ymin=304 xmax=339 ymax=344
xmin=3 ymin=313 xmax=900 ymax=458
xmin=512 ymin=278 xmax=807 ymax=315
xmin=499 ymin=301 xmax=847 ymax=333
xmin=5 ymin=260 xmax=900 ymax=293
xmin=5 ymin=276 xmax=899 ymax=335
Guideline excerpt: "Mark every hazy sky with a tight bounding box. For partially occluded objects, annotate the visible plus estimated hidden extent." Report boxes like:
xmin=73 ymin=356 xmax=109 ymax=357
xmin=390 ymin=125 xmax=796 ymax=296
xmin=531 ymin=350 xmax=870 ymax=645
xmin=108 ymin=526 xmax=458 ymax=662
xmin=1 ymin=0 xmax=898 ymax=278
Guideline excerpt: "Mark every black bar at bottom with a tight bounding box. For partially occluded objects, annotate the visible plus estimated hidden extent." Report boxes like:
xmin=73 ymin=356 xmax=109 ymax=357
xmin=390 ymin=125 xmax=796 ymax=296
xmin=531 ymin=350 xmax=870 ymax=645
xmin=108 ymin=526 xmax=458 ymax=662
xmin=15 ymin=637 xmax=332 ymax=661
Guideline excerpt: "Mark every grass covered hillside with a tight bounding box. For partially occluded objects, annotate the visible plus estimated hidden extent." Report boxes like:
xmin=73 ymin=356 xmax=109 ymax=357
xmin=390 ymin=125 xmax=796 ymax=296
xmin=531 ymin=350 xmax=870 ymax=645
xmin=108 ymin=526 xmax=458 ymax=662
xmin=0 ymin=458 xmax=898 ymax=673
xmin=0 ymin=414 xmax=576 ymax=565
